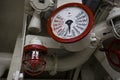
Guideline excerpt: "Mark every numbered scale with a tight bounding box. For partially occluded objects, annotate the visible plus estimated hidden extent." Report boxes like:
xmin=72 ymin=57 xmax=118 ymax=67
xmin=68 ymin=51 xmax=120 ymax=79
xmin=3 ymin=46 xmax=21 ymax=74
xmin=47 ymin=3 xmax=93 ymax=43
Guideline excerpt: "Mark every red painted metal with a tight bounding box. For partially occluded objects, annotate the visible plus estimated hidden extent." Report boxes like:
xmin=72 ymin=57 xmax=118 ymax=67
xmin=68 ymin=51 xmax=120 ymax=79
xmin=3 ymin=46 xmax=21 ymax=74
xmin=107 ymin=39 xmax=120 ymax=67
xmin=22 ymin=44 xmax=47 ymax=76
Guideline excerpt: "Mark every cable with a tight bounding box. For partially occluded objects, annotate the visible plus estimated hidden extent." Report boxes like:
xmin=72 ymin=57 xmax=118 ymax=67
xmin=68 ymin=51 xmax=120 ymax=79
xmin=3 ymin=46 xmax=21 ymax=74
xmin=110 ymin=19 xmax=120 ymax=39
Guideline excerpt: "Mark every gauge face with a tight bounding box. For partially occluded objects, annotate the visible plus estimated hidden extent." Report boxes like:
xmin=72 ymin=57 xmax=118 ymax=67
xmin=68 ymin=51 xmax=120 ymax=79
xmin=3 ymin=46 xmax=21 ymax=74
xmin=47 ymin=3 xmax=93 ymax=43
xmin=51 ymin=7 xmax=89 ymax=39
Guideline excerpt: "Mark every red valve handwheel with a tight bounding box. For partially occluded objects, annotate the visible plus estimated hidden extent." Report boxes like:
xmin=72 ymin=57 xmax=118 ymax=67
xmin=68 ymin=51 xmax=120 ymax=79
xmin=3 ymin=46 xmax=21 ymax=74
xmin=23 ymin=58 xmax=46 ymax=76
xmin=107 ymin=39 xmax=120 ymax=67
xmin=22 ymin=44 xmax=47 ymax=76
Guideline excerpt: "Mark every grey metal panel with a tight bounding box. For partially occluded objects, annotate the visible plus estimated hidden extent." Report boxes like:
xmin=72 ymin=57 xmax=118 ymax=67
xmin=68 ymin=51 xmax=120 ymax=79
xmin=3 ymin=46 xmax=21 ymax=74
xmin=6 ymin=13 xmax=27 ymax=80
xmin=0 ymin=0 xmax=25 ymax=52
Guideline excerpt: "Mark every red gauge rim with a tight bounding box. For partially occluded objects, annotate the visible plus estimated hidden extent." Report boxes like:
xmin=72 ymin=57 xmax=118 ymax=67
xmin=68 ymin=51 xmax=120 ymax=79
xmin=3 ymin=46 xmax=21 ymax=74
xmin=47 ymin=3 xmax=93 ymax=43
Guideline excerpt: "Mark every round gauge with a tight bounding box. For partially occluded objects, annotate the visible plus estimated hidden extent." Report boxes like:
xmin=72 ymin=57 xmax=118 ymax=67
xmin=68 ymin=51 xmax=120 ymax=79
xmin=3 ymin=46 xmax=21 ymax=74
xmin=47 ymin=3 xmax=93 ymax=43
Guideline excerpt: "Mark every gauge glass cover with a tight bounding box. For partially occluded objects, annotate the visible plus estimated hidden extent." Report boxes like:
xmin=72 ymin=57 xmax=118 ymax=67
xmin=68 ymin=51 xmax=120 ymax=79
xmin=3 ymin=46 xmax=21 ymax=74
xmin=47 ymin=3 xmax=93 ymax=43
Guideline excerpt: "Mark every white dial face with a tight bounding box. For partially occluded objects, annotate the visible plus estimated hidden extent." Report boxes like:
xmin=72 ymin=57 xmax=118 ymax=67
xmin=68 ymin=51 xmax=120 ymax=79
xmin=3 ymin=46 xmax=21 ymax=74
xmin=51 ymin=6 xmax=89 ymax=39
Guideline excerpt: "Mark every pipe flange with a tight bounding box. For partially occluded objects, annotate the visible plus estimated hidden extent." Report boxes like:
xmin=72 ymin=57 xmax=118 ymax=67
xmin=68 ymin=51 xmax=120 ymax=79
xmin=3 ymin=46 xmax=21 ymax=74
xmin=30 ymin=0 xmax=54 ymax=12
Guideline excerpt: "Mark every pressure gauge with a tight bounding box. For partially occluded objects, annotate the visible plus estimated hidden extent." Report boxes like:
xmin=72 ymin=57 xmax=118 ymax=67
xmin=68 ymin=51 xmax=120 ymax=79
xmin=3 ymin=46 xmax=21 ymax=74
xmin=47 ymin=3 xmax=93 ymax=43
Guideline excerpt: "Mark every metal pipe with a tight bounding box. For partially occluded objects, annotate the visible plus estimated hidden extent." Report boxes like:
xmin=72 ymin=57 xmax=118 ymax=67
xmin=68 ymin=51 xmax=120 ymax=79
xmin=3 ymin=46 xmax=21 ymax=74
xmin=46 ymin=45 xmax=96 ymax=71
xmin=57 ymin=0 xmax=82 ymax=7
xmin=45 ymin=21 xmax=113 ymax=72
xmin=28 ymin=12 xmax=41 ymax=34
xmin=57 ymin=47 xmax=96 ymax=71
xmin=0 ymin=22 xmax=113 ymax=78
xmin=92 ymin=22 xmax=113 ymax=41
xmin=73 ymin=67 xmax=81 ymax=80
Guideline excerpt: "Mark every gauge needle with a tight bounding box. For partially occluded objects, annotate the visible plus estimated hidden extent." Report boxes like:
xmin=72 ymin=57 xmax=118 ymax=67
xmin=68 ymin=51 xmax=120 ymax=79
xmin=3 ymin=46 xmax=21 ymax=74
xmin=65 ymin=20 xmax=73 ymax=33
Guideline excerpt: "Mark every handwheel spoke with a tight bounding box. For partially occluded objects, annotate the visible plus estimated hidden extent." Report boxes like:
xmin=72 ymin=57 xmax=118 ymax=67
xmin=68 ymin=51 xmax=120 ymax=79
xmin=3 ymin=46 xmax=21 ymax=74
xmin=23 ymin=58 xmax=46 ymax=76
xmin=105 ymin=40 xmax=120 ymax=67
xmin=109 ymin=49 xmax=120 ymax=65
xmin=110 ymin=49 xmax=120 ymax=55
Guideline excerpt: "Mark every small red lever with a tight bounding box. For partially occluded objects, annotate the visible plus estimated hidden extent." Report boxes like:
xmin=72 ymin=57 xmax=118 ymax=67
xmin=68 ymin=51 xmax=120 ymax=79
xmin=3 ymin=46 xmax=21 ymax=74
xmin=106 ymin=39 xmax=120 ymax=67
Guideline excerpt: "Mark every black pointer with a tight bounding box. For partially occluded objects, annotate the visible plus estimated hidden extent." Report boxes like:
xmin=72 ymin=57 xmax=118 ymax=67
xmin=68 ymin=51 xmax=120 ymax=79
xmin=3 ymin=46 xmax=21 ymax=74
xmin=65 ymin=20 xmax=73 ymax=33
